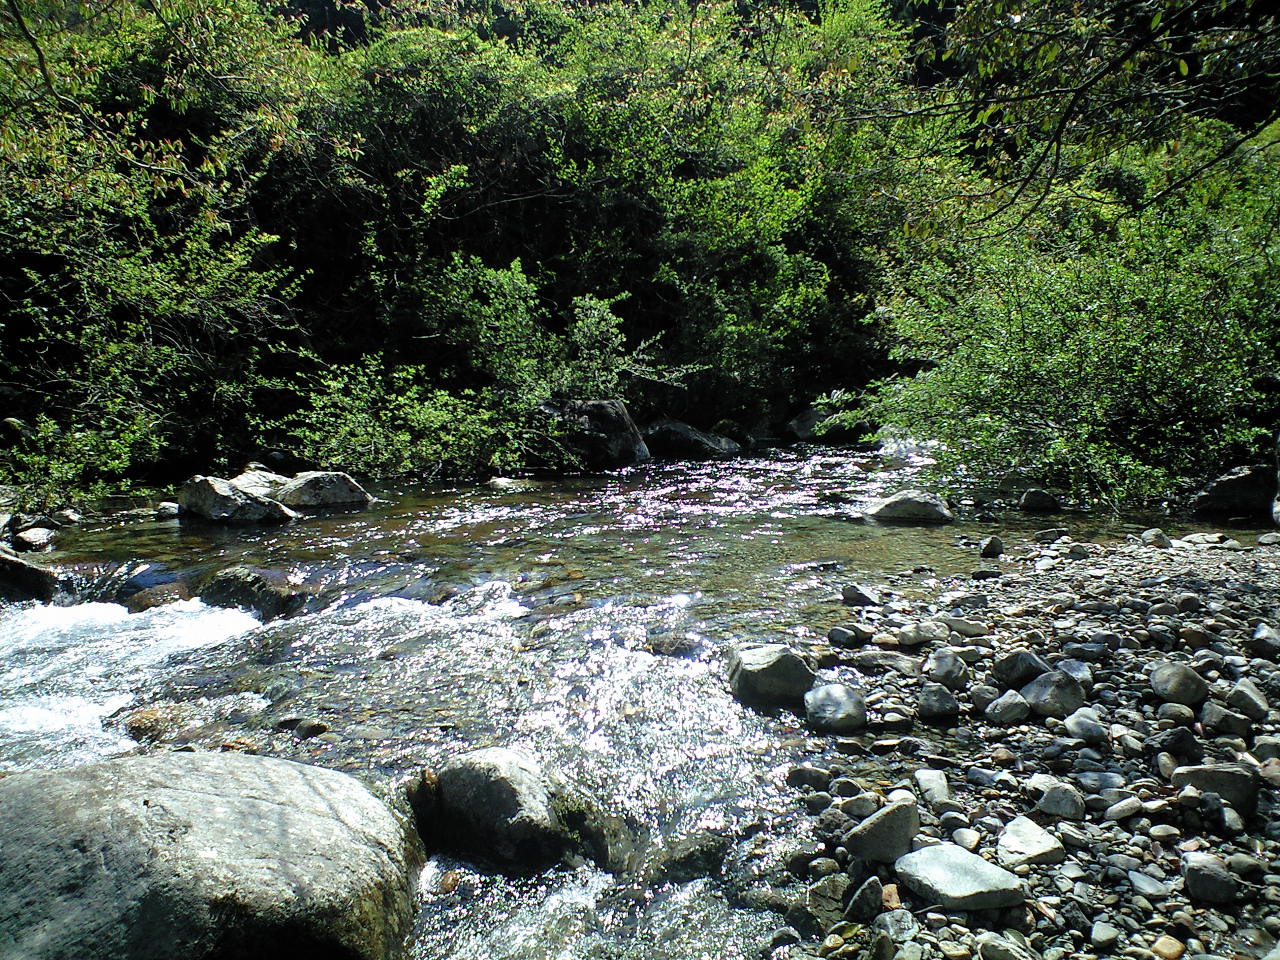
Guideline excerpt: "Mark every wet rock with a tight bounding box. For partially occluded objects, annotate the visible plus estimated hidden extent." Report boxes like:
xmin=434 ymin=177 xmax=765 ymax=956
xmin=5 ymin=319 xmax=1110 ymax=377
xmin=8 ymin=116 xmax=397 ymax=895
xmin=1170 ymin=764 xmax=1258 ymax=815
xmin=1227 ymin=678 xmax=1269 ymax=721
xmin=1190 ymin=465 xmax=1275 ymax=522
xmin=894 ymin=843 xmax=1024 ymax=910
xmin=842 ymin=800 xmax=920 ymax=863
xmin=1020 ymin=671 xmax=1086 ymax=718
xmin=1182 ymin=852 xmax=1238 ymax=904
xmin=643 ymin=420 xmax=740 ymax=460
xmin=13 ymin=527 xmax=55 ymax=552
xmin=997 ymin=816 xmax=1065 ymax=867
xmin=993 ymin=650 xmax=1052 ymax=690
xmin=866 ymin=489 xmax=954 ymax=524
xmin=841 ymin=584 xmax=882 ymax=607
xmin=979 ymin=536 xmax=1004 ymax=559
xmin=844 ymin=874 xmax=884 ymax=922
xmin=275 ymin=471 xmax=373 ymax=508
xmin=1018 ymin=488 xmax=1061 ymax=513
xmin=550 ymin=400 xmax=651 ymax=469
xmin=728 ymin=644 xmax=815 ymax=707
xmin=433 ymin=747 xmax=567 ymax=869
xmin=923 ymin=648 xmax=970 ymax=690
xmin=0 ymin=753 xmax=420 ymax=960
xmin=123 ymin=582 xmax=193 ymax=613
xmin=986 ymin=690 xmax=1030 ymax=724
xmin=805 ymin=684 xmax=868 ymax=733
xmin=199 ymin=566 xmax=307 ymax=621
xmin=0 ymin=549 xmax=59 ymax=603
xmin=1150 ymin=662 xmax=1210 ymax=705
xmin=178 ymin=475 xmax=298 ymax=525
xmin=917 ymin=683 xmax=960 ymax=723
xmin=787 ymin=874 xmax=850 ymax=937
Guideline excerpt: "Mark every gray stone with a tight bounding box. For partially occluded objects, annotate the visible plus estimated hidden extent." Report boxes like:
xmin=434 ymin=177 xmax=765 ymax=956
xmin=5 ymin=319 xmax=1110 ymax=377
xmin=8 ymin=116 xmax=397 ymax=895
xmin=1182 ymin=852 xmax=1238 ymax=904
xmin=1201 ymin=702 xmax=1252 ymax=738
xmin=0 ymin=753 xmax=419 ymax=960
xmin=1127 ymin=870 xmax=1170 ymax=898
xmin=1141 ymin=528 xmax=1173 ymax=548
xmin=1191 ymin=465 xmax=1275 ymax=522
xmin=434 ymin=747 xmax=568 ymax=868
xmin=843 ymin=800 xmax=920 ymax=863
xmin=228 ymin=468 xmax=291 ymax=500
xmin=866 ymin=489 xmax=954 ymax=524
xmin=1018 ymin=488 xmax=1060 ymax=513
xmin=918 ymin=683 xmax=960 ymax=723
xmin=979 ymin=536 xmax=1004 ymax=558
xmin=275 ymin=471 xmax=373 ymax=508
xmin=1150 ymin=662 xmax=1209 ymax=705
xmin=552 ymin=399 xmax=651 ymax=469
xmin=728 ymin=644 xmax=815 ymax=706
xmin=788 ymin=873 xmax=849 ymax=936
xmin=1170 ymin=764 xmax=1259 ymax=815
xmin=643 ymin=420 xmax=740 ymax=460
xmin=199 ymin=565 xmax=307 ymax=621
xmin=842 ymin=583 xmax=882 ymax=606
xmin=1031 ymin=778 xmax=1085 ymax=821
xmin=997 ymin=816 xmax=1065 ymax=867
xmin=1063 ymin=707 xmax=1107 ymax=745
xmin=1090 ymin=922 xmax=1121 ymax=950
xmin=913 ymin=769 xmax=951 ymax=809
xmin=804 ymin=684 xmax=867 ymax=733
xmin=894 ymin=843 xmax=1025 ymax=910
xmin=844 ymin=874 xmax=884 ymax=922
xmin=1227 ymin=678 xmax=1269 ymax=721
xmin=986 ymin=690 xmax=1030 ymax=724
xmin=923 ymin=648 xmax=970 ymax=690
xmin=976 ymin=932 xmax=1040 ymax=960
xmin=178 ymin=475 xmax=298 ymax=524
xmin=13 ymin=527 xmax=55 ymax=551
xmin=1020 ymin=671 xmax=1086 ymax=718
xmin=873 ymin=908 xmax=921 ymax=943
xmin=993 ymin=650 xmax=1052 ymax=689
xmin=0 ymin=550 xmax=60 ymax=603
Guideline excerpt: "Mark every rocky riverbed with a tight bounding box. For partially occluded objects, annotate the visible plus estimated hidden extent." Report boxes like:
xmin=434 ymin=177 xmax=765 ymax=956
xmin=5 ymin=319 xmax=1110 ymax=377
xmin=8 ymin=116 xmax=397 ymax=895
xmin=753 ymin=526 xmax=1280 ymax=960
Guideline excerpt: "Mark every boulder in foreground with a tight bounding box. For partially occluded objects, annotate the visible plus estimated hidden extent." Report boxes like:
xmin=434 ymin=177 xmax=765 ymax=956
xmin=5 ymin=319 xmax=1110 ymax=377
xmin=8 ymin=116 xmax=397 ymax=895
xmin=0 ymin=752 xmax=420 ymax=960
xmin=728 ymin=643 xmax=815 ymax=707
xmin=0 ymin=548 xmax=60 ymax=603
xmin=866 ymin=489 xmax=954 ymax=524
xmin=550 ymin=400 xmax=650 ymax=470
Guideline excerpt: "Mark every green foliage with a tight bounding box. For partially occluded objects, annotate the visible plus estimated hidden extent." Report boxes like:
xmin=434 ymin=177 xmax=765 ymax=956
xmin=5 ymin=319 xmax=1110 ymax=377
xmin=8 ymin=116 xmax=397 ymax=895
xmin=846 ymin=124 xmax=1280 ymax=506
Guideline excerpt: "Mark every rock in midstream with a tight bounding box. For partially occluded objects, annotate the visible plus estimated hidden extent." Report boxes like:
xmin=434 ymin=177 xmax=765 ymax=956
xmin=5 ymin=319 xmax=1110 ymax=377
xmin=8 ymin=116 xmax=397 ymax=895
xmin=0 ymin=753 xmax=421 ymax=960
xmin=727 ymin=643 xmax=815 ymax=707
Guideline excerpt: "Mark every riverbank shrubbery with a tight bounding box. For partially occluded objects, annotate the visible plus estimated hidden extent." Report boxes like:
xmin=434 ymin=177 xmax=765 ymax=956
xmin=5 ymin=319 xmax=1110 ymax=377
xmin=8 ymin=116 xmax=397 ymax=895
xmin=843 ymin=122 xmax=1280 ymax=506
xmin=2 ymin=0 xmax=1277 ymax=509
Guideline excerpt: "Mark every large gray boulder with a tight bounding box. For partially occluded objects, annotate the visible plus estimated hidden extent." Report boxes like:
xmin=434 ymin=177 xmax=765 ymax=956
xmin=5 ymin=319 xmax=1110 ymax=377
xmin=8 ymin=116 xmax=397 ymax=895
xmin=895 ymin=843 xmax=1025 ymax=910
xmin=276 ymin=471 xmax=373 ymax=508
xmin=866 ymin=489 xmax=954 ymax=524
xmin=0 ymin=753 xmax=420 ymax=960
xmin=0 ymin=548 xmax=60 ymax=603
xmin=727 ymin=644 xmax=815 ymax=707
xmin=642 ymin=420 xmax=740 ymax=460
xmin=1190 ymin=464 xmax=1275 ymax=522
xmin=199 ymin=565 xmax=308 ymax=620
xmin=550 ymin=400 xmax=650 ymax=470
xmin=178 ymin=476 xmax=298 ymax=524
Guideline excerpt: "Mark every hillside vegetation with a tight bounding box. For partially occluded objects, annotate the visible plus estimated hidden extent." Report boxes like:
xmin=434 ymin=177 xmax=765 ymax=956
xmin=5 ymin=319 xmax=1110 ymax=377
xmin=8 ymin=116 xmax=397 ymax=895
xmin=2 ymin=0 xmax=1277 ymax=507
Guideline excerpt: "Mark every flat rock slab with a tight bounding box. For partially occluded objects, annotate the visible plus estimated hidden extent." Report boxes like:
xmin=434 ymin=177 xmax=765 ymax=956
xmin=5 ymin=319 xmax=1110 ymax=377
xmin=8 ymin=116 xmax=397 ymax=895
xmin=997 ymin=816 xmax=1065 ymax=867
xmin=0 ymin=753 xmax=419 ymax=960
xmin=895 ymin=843 xmax=1025 ymax=910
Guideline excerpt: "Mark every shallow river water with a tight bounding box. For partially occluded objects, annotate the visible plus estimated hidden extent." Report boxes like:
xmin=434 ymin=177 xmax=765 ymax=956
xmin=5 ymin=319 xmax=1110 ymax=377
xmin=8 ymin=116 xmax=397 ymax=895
xmin=0 ymin=449 xmax=1187 ymax=959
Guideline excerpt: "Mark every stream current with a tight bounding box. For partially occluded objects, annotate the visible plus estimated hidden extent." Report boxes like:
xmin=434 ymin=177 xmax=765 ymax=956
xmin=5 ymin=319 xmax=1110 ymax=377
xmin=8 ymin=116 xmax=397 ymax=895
xmin=0 ymin=448 xmax=1176 ymax=959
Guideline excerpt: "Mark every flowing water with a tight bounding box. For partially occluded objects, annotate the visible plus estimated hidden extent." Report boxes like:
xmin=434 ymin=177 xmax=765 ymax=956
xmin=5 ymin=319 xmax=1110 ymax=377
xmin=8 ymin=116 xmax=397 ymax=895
xmin=0 ymin=448 xmax=1188 ymax=958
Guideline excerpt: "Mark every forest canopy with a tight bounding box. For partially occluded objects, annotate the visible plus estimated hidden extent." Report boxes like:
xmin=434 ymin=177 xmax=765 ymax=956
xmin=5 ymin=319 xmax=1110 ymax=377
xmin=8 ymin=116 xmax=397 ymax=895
xmin=1 ymin=0 xmax=1277 ymax=508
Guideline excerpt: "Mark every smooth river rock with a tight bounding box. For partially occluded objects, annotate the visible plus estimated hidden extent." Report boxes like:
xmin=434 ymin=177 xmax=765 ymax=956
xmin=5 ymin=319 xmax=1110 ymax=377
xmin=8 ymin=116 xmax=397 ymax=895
xmin=804 ymin=683 xmax=867 ymax=733
xmin=894 ymin=843 xmax=1024 ymax=910
xmin=866 ymin=489 xmax=954 ymax=524
xmin=0 ymin=752 xmax=420 ymax=960
xmin=275 ymin=471 xmax=373 ymax=508
xmin=728 ymin=644 xmax=815 ymax=707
